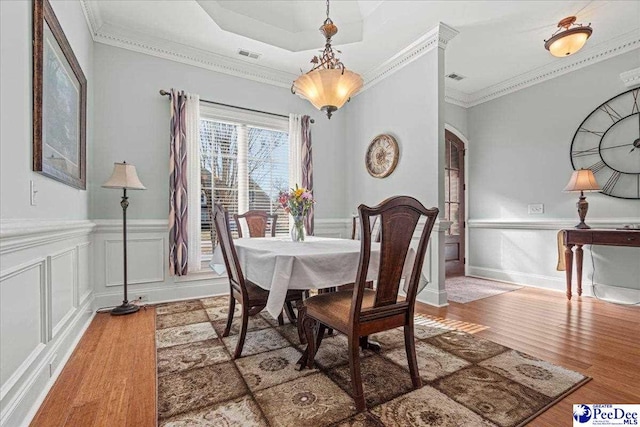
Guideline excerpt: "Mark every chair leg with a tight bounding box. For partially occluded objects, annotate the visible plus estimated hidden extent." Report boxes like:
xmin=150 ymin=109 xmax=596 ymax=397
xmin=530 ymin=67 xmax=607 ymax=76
xmin=348 ymin=335 xmax=366 ymax=412
xmin=297 ymin=302 xmax=307 ymax=344
xmin=277 ymin=311 xmax=284 ymax=326
xmin=284 ymin=301 xmax=297 ymax=323
xmin=404 ymin=323 xmax=422 ymax=388
xmin=233 ymin=306 xmax=250 ymax=359
xmin=222 ymin=297 xmax=236 ymax=337
xmin=303 ymin=315 xmax=317 ymax=369
xmin=316 ymin=288 xmax=334 ymax=335
xmin=314 ymin=323 xmax=326 ymax=359
xmin=295 ymin=305 xmax=310 ymax=369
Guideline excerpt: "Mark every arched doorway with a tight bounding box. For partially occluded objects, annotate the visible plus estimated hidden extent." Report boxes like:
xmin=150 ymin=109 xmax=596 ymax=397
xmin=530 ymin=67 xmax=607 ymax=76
xmin=444 ymin=129 xmax=465 ymax=277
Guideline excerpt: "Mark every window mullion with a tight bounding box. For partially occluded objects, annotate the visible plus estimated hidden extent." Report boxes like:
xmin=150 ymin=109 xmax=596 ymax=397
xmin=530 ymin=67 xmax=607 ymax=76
xmin=238 ymin=124 xmax=249 ymax=214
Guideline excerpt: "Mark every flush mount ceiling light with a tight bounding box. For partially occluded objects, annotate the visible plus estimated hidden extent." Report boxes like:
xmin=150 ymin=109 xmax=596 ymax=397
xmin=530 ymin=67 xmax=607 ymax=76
xmin=544 ymin=16 xmax=593 ymax=57
xmin=291 ymin=0 xmax=363 ymax=119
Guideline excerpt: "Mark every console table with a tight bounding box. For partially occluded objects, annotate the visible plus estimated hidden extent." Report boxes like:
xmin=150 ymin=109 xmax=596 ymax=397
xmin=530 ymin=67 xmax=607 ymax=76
xmin=562 ymin=229 xmax=640 ymax=300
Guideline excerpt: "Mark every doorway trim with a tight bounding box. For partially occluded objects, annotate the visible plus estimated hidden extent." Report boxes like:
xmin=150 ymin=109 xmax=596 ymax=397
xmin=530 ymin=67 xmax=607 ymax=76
xmin=444 ymin=123 xmax=469 ymax=276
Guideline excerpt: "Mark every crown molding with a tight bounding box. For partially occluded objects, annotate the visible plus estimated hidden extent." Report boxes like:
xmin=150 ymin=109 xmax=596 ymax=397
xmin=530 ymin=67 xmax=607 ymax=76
xmin=79 ymin=0 xmax=102 ymax=37
xmin=456 ymin=29 xmax=640 ymax=108
xmin=620 ymin=67 xmax=640 ymax=88
xmin=362 ymin=22 xmax=459 ymax=92
xmin=79 ymin=1 xmax=639 ymax=108
xmin=79 ymin=1 xmax=296 ymax=89
xmin=95 ymin=23 xmax=297 ymax=88
xmin=444 ymin=87 xmax=472 ymax=108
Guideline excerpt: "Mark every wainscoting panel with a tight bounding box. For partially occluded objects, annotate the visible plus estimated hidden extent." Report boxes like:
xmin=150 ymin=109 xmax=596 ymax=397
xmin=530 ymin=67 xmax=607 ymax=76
xmin=314 ymin=219 xmax=351 ymax=238
xmin=0 ymin=220 xmax=95 ymax=427
xmin=104 ymin=237 xmax=165 ymax=287
xmin=49 ymin=248 xmax=77 ymax=340
xmin=93 ymin=220 xmax=223 ymax=308
xmin=77 ymin=242 xmax=92 ymax=306
xmin=467 ymin=219 xmax=640 ymax=295
xmin=0 ymin=260 xmax=46 ymax=400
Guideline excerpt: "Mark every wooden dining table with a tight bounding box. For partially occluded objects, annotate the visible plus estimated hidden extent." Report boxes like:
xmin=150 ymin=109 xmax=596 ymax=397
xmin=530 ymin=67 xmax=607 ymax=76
xmin=211 ymin=236 xmax=427 ymax=319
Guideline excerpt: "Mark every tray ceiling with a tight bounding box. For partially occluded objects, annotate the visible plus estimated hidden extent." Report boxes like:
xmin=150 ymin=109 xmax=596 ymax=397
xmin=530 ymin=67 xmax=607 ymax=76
xmin=83 ymin=0 xmax=640 ymax=106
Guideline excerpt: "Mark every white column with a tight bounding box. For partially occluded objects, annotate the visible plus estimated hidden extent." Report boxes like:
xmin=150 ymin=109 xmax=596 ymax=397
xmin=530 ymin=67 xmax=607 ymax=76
xmin=418 ymin=220 xmax=452 ymax=306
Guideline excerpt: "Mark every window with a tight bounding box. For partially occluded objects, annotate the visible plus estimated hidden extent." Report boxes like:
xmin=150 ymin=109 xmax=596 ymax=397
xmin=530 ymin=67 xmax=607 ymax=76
xmin=199 ymin=105 xmax=290 ymax=263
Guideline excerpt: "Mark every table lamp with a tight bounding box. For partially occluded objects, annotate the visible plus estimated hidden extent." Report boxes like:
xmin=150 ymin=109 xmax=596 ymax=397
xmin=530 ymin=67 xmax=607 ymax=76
xmin=563 ymin=168 xmax=600 ymax=229
xmin=102 ymin=162 xmax=146 ymax=315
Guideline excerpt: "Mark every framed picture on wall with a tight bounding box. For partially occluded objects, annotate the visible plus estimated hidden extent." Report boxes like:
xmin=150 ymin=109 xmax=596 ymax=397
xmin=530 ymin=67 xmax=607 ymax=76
xmin=33 ymin=0 xmax=87 ymax=190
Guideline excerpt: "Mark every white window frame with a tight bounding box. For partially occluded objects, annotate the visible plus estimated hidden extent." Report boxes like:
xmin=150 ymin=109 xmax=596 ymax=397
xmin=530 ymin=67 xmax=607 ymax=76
xmin=198 ymin=103 xmax=291 ymax=266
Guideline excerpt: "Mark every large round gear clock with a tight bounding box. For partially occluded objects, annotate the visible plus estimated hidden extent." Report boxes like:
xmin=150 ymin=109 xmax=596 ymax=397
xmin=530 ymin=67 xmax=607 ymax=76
xmin=365 ymin=134 xmax=399 ymax=178
xmin=570 ymin=88 xmax=640 ymax=199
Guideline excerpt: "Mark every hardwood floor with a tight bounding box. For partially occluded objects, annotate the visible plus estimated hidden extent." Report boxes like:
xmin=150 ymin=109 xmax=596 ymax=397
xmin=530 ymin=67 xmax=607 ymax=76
xmin=30 ymin=307 xmax=156 ymax=427
xmin=417 ymin=287 xmax=640 ymax=427
xmin=30 ymin=286 xmax=639 ymax=426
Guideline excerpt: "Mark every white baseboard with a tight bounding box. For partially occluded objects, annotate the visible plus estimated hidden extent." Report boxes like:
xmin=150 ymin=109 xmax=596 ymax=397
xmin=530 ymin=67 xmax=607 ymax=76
xmin=417 ymin=287 xmax=449 ymax=307
xmin=466 ymin=265 xmax=594 ymax=297
xmin=2 ymin=296 xmax=95 ymax=427
xmin=93 ymin=277 xmax=230 ymax=308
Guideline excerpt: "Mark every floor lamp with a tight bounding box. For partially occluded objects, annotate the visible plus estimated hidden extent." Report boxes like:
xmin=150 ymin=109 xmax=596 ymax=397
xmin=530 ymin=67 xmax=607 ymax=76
xmin=102 ymin=162 xmax=146 ymax=315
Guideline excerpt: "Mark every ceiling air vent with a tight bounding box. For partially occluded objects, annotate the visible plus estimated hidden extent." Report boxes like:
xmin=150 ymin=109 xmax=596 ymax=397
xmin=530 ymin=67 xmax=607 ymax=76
xmin=238 ymin=49 xmax=261 ymax=60
xmin=446 ymin=73 xmax=466 ymax=81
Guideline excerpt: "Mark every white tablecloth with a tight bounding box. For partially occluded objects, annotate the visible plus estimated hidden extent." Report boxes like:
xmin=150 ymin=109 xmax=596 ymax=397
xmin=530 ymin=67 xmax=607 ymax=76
xmin=211 ymin=236 xmax=425 ymax=318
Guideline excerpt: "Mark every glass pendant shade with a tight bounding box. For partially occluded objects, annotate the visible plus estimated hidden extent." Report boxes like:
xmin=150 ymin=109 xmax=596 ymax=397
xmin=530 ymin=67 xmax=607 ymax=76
xmin=293 ymin=68 xmax=363 ymax=117
xmin=291 ymin=0 xmax=362 ymax=119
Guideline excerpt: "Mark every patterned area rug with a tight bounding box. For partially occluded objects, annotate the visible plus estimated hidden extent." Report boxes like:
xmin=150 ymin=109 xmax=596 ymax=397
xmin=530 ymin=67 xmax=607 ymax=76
xmin=155 ymin=297 xmax=589 ymax=427
xmin=446 ymin=276 xmax=523 ymax=304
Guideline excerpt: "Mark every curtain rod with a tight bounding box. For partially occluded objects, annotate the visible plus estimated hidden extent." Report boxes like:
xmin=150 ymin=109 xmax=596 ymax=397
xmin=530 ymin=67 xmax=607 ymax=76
xmin=159 ymin=89 xmax=314 ymax=124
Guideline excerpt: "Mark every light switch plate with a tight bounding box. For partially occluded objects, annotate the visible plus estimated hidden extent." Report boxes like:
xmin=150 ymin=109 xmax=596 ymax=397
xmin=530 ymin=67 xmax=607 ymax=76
xmin=30 ymin=180 xmax=37 ymax=206
xmin=528 ymin=203 xmax=544 ymax=214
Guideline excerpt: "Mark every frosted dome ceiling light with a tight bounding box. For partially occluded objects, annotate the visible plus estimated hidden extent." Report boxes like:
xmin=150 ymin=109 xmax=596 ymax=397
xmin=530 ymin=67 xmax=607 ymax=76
xmin=544 ymin=16 xmax=593 ymax=57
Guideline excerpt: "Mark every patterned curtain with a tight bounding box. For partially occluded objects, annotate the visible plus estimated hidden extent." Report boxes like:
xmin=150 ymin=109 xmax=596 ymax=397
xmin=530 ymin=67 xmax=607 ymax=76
xmin=169 ymin=90 xmax=188 ymax=276
xmin=301 ymin=115 xmax=314 ymax=235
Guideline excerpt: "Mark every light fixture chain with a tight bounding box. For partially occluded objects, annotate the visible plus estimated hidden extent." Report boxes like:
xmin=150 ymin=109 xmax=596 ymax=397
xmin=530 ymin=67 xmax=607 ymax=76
xmin=326 ymin=0 xmax=330 ymax=20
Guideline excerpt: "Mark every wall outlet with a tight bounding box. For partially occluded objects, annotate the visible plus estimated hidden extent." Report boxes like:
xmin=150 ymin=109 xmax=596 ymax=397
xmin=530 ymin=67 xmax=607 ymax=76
xmin=528 ymin=203 xmax=544 ymax=214
xmin=49 ymin=353 xmax=58 ymax=377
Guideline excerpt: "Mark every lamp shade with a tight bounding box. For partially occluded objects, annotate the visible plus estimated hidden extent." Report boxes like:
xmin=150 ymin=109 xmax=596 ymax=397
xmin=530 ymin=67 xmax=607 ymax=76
xmin=102 ymin=162 xmax=146 ymax=190
xmin=563 ymin=169 xmax=600 ymax=192
xmin=293 ymin=68 xmax=363 ymax=112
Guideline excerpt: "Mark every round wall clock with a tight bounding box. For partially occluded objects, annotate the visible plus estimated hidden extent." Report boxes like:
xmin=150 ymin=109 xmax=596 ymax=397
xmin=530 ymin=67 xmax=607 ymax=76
xmin=570 ymin=88 xmax=640 ymax=199
xmin=365 ymin=134 xmax=399 ymax=178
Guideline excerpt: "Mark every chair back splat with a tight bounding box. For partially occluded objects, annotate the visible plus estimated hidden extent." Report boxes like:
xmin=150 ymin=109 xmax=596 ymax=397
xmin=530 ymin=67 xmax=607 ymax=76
xmin=350 ymin=196 xmax=439 ymax=328
xmin=234 ymin=210 xmax=278 ymax=238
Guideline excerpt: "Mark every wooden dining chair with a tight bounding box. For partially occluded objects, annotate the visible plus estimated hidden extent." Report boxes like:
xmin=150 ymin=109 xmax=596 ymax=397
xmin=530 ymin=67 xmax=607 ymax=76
xmin=299 ymin=196 xmax=438 ymax=411
xmin=234 ymin=210 xmax=278 ymax=238
xmin=213 ymin=203 xmax=305 ymax=358
xmin=232 ymin=209 xmax=298 ymax=323
xmin=351 ymin=214 xmax=382 ymax=242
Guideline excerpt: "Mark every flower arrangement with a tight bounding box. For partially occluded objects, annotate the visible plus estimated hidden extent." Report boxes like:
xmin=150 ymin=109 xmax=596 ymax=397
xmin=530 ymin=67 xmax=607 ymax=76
xmin=277 ymin=185 xmax=314 ymax=216
xmin=277 ymin=185 xmax=315 ymax=241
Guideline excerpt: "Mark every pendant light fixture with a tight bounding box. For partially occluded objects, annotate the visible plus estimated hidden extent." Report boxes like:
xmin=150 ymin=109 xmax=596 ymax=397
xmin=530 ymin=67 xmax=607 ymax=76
xmin=544 ymin=16 xmax=593 ymax=57
xmin=292 ymin=0 xmax=363 ymax=119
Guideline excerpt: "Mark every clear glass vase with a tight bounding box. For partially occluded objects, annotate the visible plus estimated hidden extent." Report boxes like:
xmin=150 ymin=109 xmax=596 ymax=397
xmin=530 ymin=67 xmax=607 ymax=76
xmin=291 ymin=215 xmax=306 ymax=242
